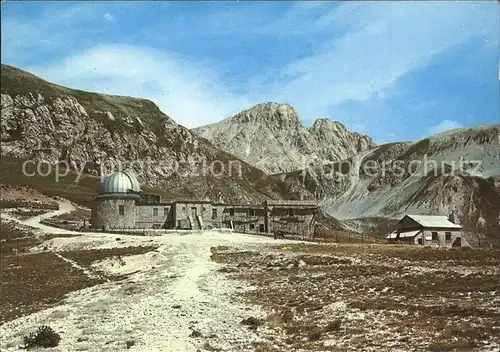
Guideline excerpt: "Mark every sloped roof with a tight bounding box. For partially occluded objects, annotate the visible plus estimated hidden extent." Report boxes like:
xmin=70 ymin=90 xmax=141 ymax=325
xmin=386 ymin=231 xmax=397 ymax=239
xmin=100 ymin=171 xmax=140 ymax=194
xmin=386 ymin=230 xmax=421 ymax=239
xmin=404 ymin=215 xmax=462 ymax=229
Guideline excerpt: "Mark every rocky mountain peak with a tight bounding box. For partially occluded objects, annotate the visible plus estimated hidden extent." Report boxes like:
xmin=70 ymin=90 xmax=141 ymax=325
xmin=311 ymin=118 xmax=349 ymax=135
xmin=229 ymin=102 xmax=301 ymax=128
xmin=1 ymin=65 xmax=304 ymax=203
xmin=194 ymin=103 xmax=376 ymax=174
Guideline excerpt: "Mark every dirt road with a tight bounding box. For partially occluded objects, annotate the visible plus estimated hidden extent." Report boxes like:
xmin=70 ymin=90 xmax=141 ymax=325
xmin=0 ymin=202 xmax=295 ymax=351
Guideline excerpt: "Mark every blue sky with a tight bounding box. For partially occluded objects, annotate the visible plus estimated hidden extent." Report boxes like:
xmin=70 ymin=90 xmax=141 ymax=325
xmin=2 ymin=1 xmax=498 ymax=143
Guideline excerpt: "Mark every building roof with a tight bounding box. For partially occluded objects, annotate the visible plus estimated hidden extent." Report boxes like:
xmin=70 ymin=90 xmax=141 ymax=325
xmin=403 ymin=215 xmax=462 ymax=229
xmin=100 ymin=170 xmax=141 ymax=194
xmin=386 ymin=230 xmax=421 ymax=239
xmin=172 ymin=199 xmax=212 ymax=204
xmin=265 ymin=200 xmax=318 ymax=206
xmin=122 ymin=170 xmax=141 ymax=193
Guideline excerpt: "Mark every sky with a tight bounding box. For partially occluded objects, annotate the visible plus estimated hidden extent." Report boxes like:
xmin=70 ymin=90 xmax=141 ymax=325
xmin=1 ymin=1 xmax=499 ymax=143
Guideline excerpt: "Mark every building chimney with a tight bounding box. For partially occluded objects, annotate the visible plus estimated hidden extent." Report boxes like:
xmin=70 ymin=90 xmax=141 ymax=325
xmin=448 ymin=210 xmax=456 ymax=224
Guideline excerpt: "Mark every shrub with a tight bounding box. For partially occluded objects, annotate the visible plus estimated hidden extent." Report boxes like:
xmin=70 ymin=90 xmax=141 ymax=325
xmin=281 ymin=308 xmax=294 ymax=324
xmin=189 ymin=329 xmax=203 ymax=338
xmin=23 ymin=325 xmax=61 ymax=349
xmin=240 ymin=316 xmax=262 ymax=331
xmin=324 ymin=318 xmax=342 ymax=332
xmin=307 ymin=328 xmax=322 ymax=341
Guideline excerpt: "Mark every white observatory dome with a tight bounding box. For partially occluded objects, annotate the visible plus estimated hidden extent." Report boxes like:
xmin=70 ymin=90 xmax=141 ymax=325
xmin=100 ymin=170 xmax=141 ymax=194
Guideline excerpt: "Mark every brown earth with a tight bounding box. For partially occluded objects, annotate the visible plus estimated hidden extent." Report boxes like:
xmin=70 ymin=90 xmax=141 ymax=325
xmin=211 ymin=243 xmax=500 ymax=351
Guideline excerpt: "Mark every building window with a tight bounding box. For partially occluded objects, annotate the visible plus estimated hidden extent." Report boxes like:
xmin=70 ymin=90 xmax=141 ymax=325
xmin=431 ymin=231 xmax=438 ymax=241
xmin=153 ymin=208 xmax=158 ymax=216
xmin=249 ymin=224 xmax=255 ymax=230
xmin=445 ymin=232 xmax=451 ymax=241
xmin=212 ymin=209 xmax=218 ymax=219
xmin=229 ymin=208 xmax=234 ymax=216
xmin=118 ymin=205 xmax=124 ymax=216
xmin=287 ymin=208 xmax=295 ymax=216
xmin=249 ymin=209 xmax=255 ymax=216
xmin=164 ymin=207 xmax=169 ymax=216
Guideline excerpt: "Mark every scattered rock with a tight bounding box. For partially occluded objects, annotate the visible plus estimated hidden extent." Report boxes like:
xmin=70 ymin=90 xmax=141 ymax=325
xmin=189 ymin=329 xmax=203 ymax=338
xmin=324 ymin=319 xmax=342 ymax=332
xmin=240 ymin=316 xmax=262 ymax=331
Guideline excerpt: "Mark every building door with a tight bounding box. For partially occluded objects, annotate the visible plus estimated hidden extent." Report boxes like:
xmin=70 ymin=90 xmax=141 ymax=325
xmin=191 ymin=207 xmax=197 ymax=218
xmin=452 ymin=237 xmax=462 ymax=247
xmin=259 ymin=224 xmax=265 ymax=233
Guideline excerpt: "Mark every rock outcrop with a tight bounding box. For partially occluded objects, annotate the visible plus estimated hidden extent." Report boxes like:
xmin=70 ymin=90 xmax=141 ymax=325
xmin=273 ymin=125 xmax=500 ymax=241
xmin=0 ymin=65 xmax=308 ymax=203
xmin=193 ymin=102 xmax=375 ymax=174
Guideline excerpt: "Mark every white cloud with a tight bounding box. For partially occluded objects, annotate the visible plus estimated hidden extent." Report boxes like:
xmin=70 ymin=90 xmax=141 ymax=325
xmin=260 ymin=2 xmax=496 ymax=122
xmin=429 ymin=120 xmax=464 ymax=135
xmin=103 ymin=13 xmax=115 ymax=22
xmin=26 ymin=45 xmax=252 ymax=128
xmin=1 ymin=3 xmax=114 ymax=63
xmin=3 ymin=1 xmax=497 ymax=134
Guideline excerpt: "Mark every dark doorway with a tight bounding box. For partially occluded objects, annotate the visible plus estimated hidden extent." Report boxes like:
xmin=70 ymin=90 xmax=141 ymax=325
xmin=191 ymin=207 xmax=197 ymax=218
xmin=259 ymin=224 xmax=265 ymax=233
xmin=452 ymin=237 xmax=462 ymax=247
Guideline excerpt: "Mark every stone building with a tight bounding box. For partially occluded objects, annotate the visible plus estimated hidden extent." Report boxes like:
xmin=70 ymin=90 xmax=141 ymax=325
xmin=386 ymin=214 xmax=467 ymax=247
xmin=91 ymin=171 xmax=319 ymax=237
xmin=90 ymin=170 xmax=141 ymax=230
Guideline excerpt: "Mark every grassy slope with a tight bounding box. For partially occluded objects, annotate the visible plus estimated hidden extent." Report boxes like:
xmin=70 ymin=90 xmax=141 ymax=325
xmin=1 ymin=64 xmax=170 ymax=134
xmin=0 ymin=155 xmax=175 ymax=208
xmin=1 ymin=64 xmax=309 ymax=203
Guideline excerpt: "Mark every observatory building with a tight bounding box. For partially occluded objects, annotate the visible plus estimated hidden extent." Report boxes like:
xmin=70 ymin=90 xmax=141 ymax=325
xmin=90 ymin=170 xmax=141 ymax=230
xmin=91 ymin=171 xmax=319 ymax=236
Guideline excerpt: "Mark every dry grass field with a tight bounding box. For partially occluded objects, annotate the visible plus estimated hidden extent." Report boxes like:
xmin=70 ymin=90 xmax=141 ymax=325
xmin=0 ymin=252 xmax=104 ymax=324
xmin=211 ymin=243 xmax=500 ymax=352
xmin=0 ymin=220 xmax=158 ymax=325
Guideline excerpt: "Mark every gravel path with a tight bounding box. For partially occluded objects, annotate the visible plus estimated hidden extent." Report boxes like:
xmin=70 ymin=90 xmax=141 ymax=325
xmin=0 ymin=201 xmax=296 ymax=351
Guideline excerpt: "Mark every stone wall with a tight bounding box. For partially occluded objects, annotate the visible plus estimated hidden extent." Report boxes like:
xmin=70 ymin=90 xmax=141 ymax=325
xmin=420 ymin=229 xmax=466 ymax=248
xmin=134 ymin=204 xmax=173 ymax=229
xmin=172 ymin=202 xmax=213 ymax=229
xmin=91 ymin=196 xmax=318 ymax=236
xmin=91 ymin=197 xmax=135 ymax=230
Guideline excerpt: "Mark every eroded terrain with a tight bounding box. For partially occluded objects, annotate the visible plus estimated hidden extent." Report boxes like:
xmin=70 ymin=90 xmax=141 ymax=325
xmin=1 ymin=200 xmax=499 ymax=351
xmin=211 ymin=244 xmax=500 ymax=352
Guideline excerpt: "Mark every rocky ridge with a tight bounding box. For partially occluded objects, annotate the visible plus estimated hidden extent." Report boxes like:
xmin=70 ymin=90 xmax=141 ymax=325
xmin=193 ymin=102 xmax=375 ymax=174
xmin=0 ymin=65 xmax=307 ymax=203
xmin=273 ymin=125 xmax=500 ymax=241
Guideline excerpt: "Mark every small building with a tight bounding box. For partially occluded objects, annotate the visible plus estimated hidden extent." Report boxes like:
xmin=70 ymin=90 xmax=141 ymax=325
xmin=91 ymin=171 xmax=319 ymax=237
xmin=386 ymin=214 xmax=467 ymax=248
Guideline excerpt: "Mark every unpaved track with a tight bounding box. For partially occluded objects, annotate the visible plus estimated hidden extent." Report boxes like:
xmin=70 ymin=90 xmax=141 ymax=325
xmin=2 ymin=201 xmax=96 ymax=235
xmin=0 ymin=201 xmax=297 ymax=351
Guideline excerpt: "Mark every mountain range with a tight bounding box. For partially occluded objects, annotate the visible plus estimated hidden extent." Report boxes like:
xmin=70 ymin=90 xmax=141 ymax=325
xmin=193 ymin=102 xmax=374 ymax=174
xmin=1 ymin=64 xmax=499 ymax=242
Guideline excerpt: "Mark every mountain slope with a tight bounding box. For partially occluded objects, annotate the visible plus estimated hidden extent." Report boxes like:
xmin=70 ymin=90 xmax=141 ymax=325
xmin=193 ymin=102 xmax=375 ymax=174
xmin=0 ymin=64 xmax=312 ymax=204
xmin=272 ymin=125 xmax=500 ymax=241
